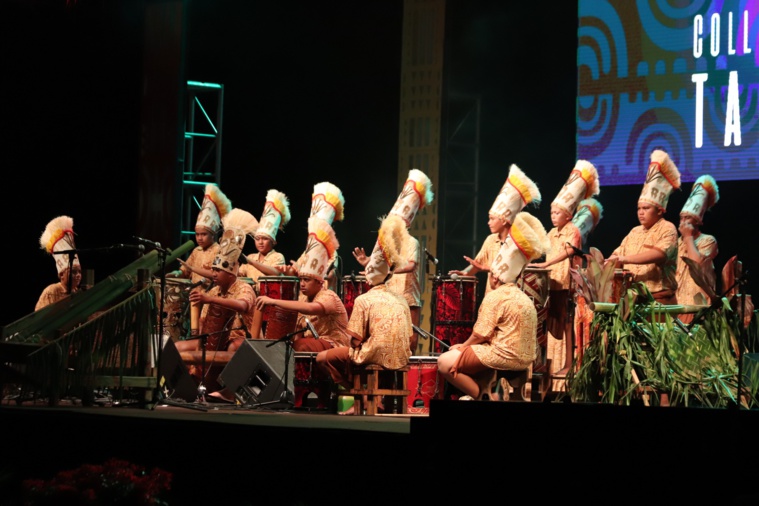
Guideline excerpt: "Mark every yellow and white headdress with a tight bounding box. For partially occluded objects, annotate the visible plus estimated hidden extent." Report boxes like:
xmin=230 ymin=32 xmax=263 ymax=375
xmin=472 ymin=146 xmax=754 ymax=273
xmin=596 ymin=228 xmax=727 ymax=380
xmin=639 ymin=149 xmax=681 ymax=211
xmin=489 ymin=164 xmax=541 ymax=225
xmin=364 ymin=214 xmax=408 ymax=286
xmin=310 ymin=182 xmax=345 ymax=225
xmin=196 ymin=184 xmax=233 ymax=234
xmin=572 ymin=198 xmax=604 ymax=247
xmin=297 ymin=217 xmax=340 ymax=281
xmin=680 ymin=175 xmax=719 ymax=225
xmin=256 ymin=190 xmax=291 ymax=243
xmin=389 ymin=169 xmax=434 ymax=226
xmin=40 ymin=215 xmax=79 ymax=275
xmin=490 ymin=212 xmax=550 ymax=285
xmin=214 ymin=209 xmax=259 ymax=275
xmin=552 ymin=160 xmax=600 ymax=217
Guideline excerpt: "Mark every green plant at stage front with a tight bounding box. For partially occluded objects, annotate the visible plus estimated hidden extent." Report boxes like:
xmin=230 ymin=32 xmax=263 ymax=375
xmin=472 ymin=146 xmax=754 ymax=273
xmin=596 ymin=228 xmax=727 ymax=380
xmin=565 ymin=249 xmax=759 ymax=408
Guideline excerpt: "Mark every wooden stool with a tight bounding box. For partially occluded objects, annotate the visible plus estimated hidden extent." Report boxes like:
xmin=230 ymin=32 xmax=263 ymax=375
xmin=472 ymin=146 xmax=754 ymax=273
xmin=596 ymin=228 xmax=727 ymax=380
xmin=496 ymin=369 xmax=529 ymax=401
xmin=347 ymin=364 xmax=410 ymax=415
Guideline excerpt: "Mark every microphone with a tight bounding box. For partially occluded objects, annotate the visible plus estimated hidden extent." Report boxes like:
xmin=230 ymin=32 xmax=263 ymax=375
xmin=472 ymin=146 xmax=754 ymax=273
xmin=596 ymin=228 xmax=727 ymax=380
xmin=114 ymin=244 xmax=145 ymax=253
xmin=133 ymin=236 xmax=164 ymax=250
xmin=424 ymin=248 xmax=438 ymax=265
xmin=566 ymin=242 xmax=586 ymax=257
xmin=187 ymin=277 xmax=209 ymax=290
xmin=305 ymin=318 xmax=319 ymax=339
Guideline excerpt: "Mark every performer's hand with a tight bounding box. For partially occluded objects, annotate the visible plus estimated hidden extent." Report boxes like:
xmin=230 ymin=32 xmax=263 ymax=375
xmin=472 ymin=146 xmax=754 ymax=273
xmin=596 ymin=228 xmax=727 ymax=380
xmin=448 ymin=269 xmax=467 ymax=276
xmin=189 ymin=291 xmax=207 ymax=305
xmin=606 ymin=255 xmax=622 ymax=267
xmin=352 ymin=247 xmax=369 ymax=267
xmin=465 ymin=256 xmax=488 ymax=272
xmin=529 ymin=262 xmax=547 ymax=269
xmin=255 ymin=296 xmax=273 ymax=311
xmin=678 ymin=221 xmax=695 ymax=238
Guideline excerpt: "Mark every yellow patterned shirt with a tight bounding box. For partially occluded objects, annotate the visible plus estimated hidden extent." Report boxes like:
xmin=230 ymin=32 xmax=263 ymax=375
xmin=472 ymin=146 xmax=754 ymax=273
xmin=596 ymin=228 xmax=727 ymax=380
xmin=296 ymin=287 xmax=351 ymax=348
xmin=386 ymin=236 xmax=422 ymax=307
xmin=676 ymin=233 xmax=718 ymax=306
xmin=546 ymin=221 xmax=582 ymax=290
xmin=35 ymin=283 xmax=72 ymax=311
xmin=199 ymin=278 xmax=256 ymax=346
xmin=179 ymin=244 xmax=220 ymax=285
xmin=612 ymin=218 xmax=678 ymax=294
xmin=471 ymin=283 xmax=537 ymax=370
xmin=239 ymin=250 xmax=286 ymax=284
xmin=474 ymin=233 xmax=505 ymax=296
xmin=347 ymin=284 xmax=412 ymax=369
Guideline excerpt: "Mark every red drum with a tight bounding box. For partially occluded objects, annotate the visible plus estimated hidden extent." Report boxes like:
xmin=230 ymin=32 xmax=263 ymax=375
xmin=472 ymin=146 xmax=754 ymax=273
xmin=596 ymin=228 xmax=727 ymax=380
xmin=294 ymin=352 xmax=332 ymax=410
xmin=407 ymin=356 xmax=444 ymax=414
xmin=341 ymin=275 xmax=369 ymax=318
xmin=432 ymin=323 xmax=473 ymax=354
xmin=434 ymin=276 xmax=477 ymax=322
xmin=253 ymin=276 xmax=300 ymax=339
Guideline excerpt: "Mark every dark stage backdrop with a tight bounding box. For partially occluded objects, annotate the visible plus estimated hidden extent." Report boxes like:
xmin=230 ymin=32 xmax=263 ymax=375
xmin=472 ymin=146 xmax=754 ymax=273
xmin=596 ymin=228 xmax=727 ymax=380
xmin=4 ymin=0 xmax=755 ymax=330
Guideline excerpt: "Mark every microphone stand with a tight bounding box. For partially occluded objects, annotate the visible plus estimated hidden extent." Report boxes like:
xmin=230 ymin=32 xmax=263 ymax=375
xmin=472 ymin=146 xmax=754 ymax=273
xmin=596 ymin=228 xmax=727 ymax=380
xmin=412 ymin=324 xmax=450 ymax=352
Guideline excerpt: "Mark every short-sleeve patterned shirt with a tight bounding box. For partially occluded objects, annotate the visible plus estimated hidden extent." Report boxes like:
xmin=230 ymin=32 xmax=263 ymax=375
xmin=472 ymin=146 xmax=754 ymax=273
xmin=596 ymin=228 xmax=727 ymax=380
xmin=35 ymin=283 xmax=71 ymax=311
xmin=347 ymin=284 xmax=412 ymax=369
xmin=676 ymin=233 xmax=718 ymax=306
xmin=179 ymin=244 xmax=220 ymax=284
xmin=296 ymin=287 xmax=351 ymax=348
xmin=471 ymin=283 xmax=537 ymax=370
xmin=546 ymin=222 xmax=582 ymax=290
xmin=239 ymin=250 xmax=286 ymax=284
xmin=612 ymin=218 xmax=678 ymax=294
xmin=199 ymin=278 xmax=256 ymax=346
xmin=386 ymin=236 xmax=422 ymax=308
xmin=474 ymin=233 xmax=505 ymax=296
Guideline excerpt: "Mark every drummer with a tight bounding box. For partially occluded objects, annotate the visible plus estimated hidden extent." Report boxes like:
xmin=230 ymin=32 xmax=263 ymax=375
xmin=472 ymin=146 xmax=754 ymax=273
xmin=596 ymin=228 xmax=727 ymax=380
xmin=607 ymin=149 xmax=680 ymax=305
xmin=168 ymin=184 xmax=232 ymax=287
xmin=238 ymin=189 xmax=291 ymax=286
xmin=449 ymin=164 xmax=541 ymax=296
xmin=255 ymin=217 xmax=350 ymax=353
xmin=352 ymin=169 xmax=434 ymax=353
xmin=529 ymin=160 xmax=599 ymax=377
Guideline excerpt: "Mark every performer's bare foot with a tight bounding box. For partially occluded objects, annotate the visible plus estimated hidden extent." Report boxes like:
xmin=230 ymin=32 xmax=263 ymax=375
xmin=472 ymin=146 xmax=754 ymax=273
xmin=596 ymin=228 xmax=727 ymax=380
xmin=338 ymin=405 xmax=355 ymax=415
xmin=208 ymin=388 xmax=234 ymax=403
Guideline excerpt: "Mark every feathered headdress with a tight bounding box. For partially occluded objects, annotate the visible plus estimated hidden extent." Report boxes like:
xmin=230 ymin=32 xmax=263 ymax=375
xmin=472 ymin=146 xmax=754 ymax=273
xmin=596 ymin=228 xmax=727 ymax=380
xmin=298 ymin=217 xmax=340 ymax=281
xmin=681 ymin=175 xmax=719 ymax=224
xmin=490 ymin=212 xmax=550 ymax=285
xmin=552 ymin=160 xmax=600 ymax=216
xmin=214 ymin=208 xmax=259 ymax=274
xmin=256 ymin=189 xmax=291 ymax=243
xmin=640 ymin=149 xmax=681 ymax=211
xmin=365 ymin=214 xmax=409 ymax=286
xmin=389 ymin=169 xmax=434 ymax=225
xmin=490 ymin=164 xmax=541 ymax=225
xmin=196 ymin=184 xmax=233 ymax=234
xmin=40 ymin=215 xmax=79 ymax=274
xmin=572 ymin=198 xmax=604 ymax=246
xmin=311 ymin=182 xmax=345 ymax=224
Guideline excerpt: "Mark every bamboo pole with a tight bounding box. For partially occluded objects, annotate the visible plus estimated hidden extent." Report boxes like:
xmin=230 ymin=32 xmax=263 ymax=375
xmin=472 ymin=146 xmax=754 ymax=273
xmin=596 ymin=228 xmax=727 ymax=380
xmin=589 ymin=302 xmax=708 ymax=314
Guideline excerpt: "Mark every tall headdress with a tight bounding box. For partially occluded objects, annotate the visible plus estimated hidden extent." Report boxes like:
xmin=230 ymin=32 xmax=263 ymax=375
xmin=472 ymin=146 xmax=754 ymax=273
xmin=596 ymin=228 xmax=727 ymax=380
xmin=389 ymin=169 xmax=434 ymax=226
xmin=196 ymin=184 xmax=233 ymax=234
xmin=489 ymin=164 xmax=541 ymax=225
xmin=552 ymin=160 xmax=600 ymax=216
xmin=297 ymin=217 xmax=340 ymax=281
xmin=572 ymin=198 xmax=604 ymax=247
xmin=214 ymin=209 xmax=259 ymax=275
xmin=310 ymin=182 xmax=345 ymax=225
xmin=364 ymin=214 xmax=409 ymax=286
xmin=680 ymin=175 xmax=719 ymax=225
xmin=639 ymin=149 xmax=681 ymax=211
xmin=490 ymin=212 xmax=550 ymax=285
xmin=256 ymin=189 xmax=291 ymax=243
xmin=40 ymin=215 xmax=79 ymax=275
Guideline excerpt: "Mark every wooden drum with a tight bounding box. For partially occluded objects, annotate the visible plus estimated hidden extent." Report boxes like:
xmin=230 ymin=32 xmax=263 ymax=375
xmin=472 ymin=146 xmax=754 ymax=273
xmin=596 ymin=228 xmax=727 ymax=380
xmin=431 ymin=276 xmax=478 ymax=353
xmin=611 ymin=269 xmax=633 ymax=303
xmin=250 ymin=276 xmax=300 ymax=340
xmin=341 ymin=275 xmax=369 ymax=318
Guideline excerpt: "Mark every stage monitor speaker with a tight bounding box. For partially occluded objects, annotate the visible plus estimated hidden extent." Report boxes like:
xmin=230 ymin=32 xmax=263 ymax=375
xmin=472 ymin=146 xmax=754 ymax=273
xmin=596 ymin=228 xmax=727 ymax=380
xmin=217 ymin=339 xmax=294 ymax=407
xmin=158 ymin=338 xmax=198 ymax=402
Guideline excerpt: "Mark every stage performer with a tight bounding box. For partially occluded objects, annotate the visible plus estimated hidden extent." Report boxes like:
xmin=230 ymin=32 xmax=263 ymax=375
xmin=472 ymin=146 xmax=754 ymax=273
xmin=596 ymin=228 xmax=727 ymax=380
xmin=448 ymin=164 xmax=541 ymax=296
xmin=255 ymin=216 xmax=350 ymax=353
xmin=676 ymin=175 xmax=719 ymax=324
xmin=438 ymin=212 xmax=550 ymax=400
xmin=168 ymin=184 xmax=232 ymax=284
xmin=36 ymin=215 xmax=83 ymax=310
xmin=529 ymin=160 xmax=599 ymax=378
xmin=352 ymin=169 xmax=433 ymax=353
xmin=176 ymin=208 xmax=258 ymax=397
xmin=318 ymin=214 xmax=413 ymax=412
xmin=239 ymin=189 xmax=291 ymax=286
xmin=607 ymin=149 xmax=680 ymax=305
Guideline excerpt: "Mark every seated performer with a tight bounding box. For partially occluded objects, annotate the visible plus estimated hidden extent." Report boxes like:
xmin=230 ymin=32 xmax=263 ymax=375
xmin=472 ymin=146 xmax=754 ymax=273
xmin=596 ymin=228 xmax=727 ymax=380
xmin=36 ymin=215 xmax=83 ymax=311
xmin=676 ymin=175 xmax=720 ymax=324
xmin=438 ymin=212 xmax=550 ymax=400
xmin=529 ymin=160 xmax=599 ymax=377
xmin=449 ymin=164 xmax=541 ymax=296
xmin=255 ymin=216 xmax=350 ymax=353
xmin=317 ymin=214 xmax=413 ymax=412
xmin=353 ymin=169 xmax=433 ymax=352
xmin=607 ymin=149 xmax=680 ymax=304
xmin=238 ymin=189 xmax=291 ymax=284
xmin=176 ymin=208 xmax=258 ymax=397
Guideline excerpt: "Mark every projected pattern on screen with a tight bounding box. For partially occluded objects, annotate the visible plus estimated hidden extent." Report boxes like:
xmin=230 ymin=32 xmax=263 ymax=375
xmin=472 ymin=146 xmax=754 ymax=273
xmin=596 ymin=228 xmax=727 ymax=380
xmin=578 ymin=1 xmax=758 ymax=185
